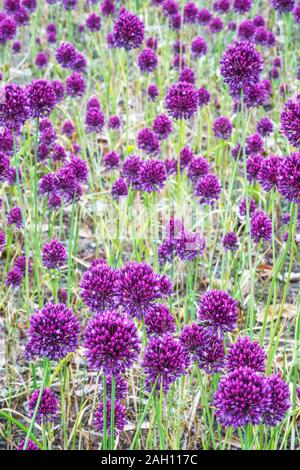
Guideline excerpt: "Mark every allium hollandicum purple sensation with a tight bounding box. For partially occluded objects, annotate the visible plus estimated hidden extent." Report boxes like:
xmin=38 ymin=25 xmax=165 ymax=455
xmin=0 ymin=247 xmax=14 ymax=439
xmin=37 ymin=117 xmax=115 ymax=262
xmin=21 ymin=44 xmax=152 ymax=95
xmin=122 ymin=155 xmax=142 ymax=189
xmin=233 ymin=0 xmax=252 ymax=13
xmin=226 ymin=336 xmax=266 ymax=372
xmin=220 ymin=41 xmax=264 ymax=97
xmin=86 ymin=12 xmax=101 ymax=32
xmin=277 ymin=153 xmax=300 ymax=203
xmin=17 ymin=439 xmax=39 ymax=450
xmin=257 ymin=155 xmax=282 ymax=191
xmin=83 ymin=311 xmax=141 ymax=374
xmin=42 ymin=239 xmax=67 ymax=270
xmin=114 ymin=262 xmax=172 ymax=318
xmin=0 ymin=84 xmax=29 ymax=130
xmin=184 ymin=2 xmax=198 ymax=23
xmin=165 ymin=82 xmax=198 ymax=120
xmin=222 ymin=232 xmax=239 ymax=252
xmin=179 ymin=68 xmax=196 ymax=85
xmin=198 ymin=290 xmax=238 ymax=333
xmin=94 ymin=400 xmax=126 ymax=436
xmin=104 ymin=150 xmax=120 ymax=170
xmin=12 ymin=41 xmax=21 ymax=54
xmin=153 ymin=114 xmax=172 ymax=140
xmin=162 ymin=0 xmax=179 ymax=17
xmin=191 ymin=36 xmax=207 ymax=58
xmin=237 ymin=19 xmax=255 ymax=41
xmin=25 ymin=303 xmax=80 ymax=360
xmin=29 ymin=388 xmax=59 ymax=424
xmin=214 ymin=367 xmax=271 ymax=427
xmin=138 ymin=159 xmax=167 ymax=192
xmin=262 ymin=374 xmax=291 ymax=426
xmin=66 ymin=72 xmax=86 ymax=97
xmin=213 ymin=116 xmax=233 ymax=140
xmin=270 ymin=0 xmax=295 ymax=12
xmin=101 ymin=0 xmax=115 ymax=16
xmin=198 ymin=8 xmax=212 ymax=24
xmin=80 ymin=262 xmax=118 ymax=313
xmin=137 ymin=128 xmax=160 ymax=155
xmin=250 ymin=210 xmax=272 ymax=243
xmin=137 ymin=47 xmax=158 ymax=73
xmin=85 ymin=107 xmax=105 ymax=133
xmin=52 ymin=144 xmax=66 ymax=162
xmin=35 ymin=52 xmax=48 ymax=69
xmin=180 ymin=323 xmax=225 ymax=373
xmin=108 ymin=115 xmax=120 ymax=130
xmin=144 ymin=304 xmax=176 ymax=336
xmin=246 ymin=133 xmax=264 ymax=156
xmin=26 ymin=80 xmax=56 ymax=118
xmin=175 ymin=230 xmax=206 ymax=261
xmin=209 ymin=17 xmax=224 ymax=33
xmin=195 ymin=173 xmax=222 ymax=205
xmin=164 ymin=158 xmax=177 ymax=176
xmin=142 ymin=334 xmax=190 ymax=393
xmin=112 ymin=8 xmax=144 ymax=50
xmin=280 ymin=96 xmax=300 ymax=148
xmin=257 ymin=117 xmax=273 ymax=136
xmin=214 ymin=0 xmax=230 ymax=14
xmin=112 ymin=178 xmax=128 ymax=199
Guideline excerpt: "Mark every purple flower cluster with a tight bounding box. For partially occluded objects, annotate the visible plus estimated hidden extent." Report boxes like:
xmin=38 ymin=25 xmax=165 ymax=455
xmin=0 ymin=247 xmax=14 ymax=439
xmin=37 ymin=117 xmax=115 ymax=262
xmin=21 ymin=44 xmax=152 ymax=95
xmin=280 ymin=96 xmax=300 ymax=148
xmin=80 ymin=262 xmax=118 ymax=313
xmin=250 ymin=210 xmax=272 ymax=243
xmin=29 ymin=388 xmax=59 ymax=424
xmin=144 ymin=304 xmax=176 ymax=336
xmin=198 ymin=290 xmax=238 ymax=333
xmin=112 ymin=8 xmax=144 ymax=50
xmin=42 ymin=239 xmax=67 ymax=270
xmin=165 ymin=82 xmax=198 ymax=120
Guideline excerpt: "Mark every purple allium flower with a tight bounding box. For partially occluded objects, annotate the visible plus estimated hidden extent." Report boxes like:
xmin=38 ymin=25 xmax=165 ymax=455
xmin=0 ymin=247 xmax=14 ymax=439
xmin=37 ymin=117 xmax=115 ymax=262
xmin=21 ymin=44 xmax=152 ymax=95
xmin=246 ymin=154 xmax=263 ymax=183
xmin=86 ymin=12 xmax=101 ymax=32
xmin=152 ymin=114 xmax=172 ymax=140
xmin=0 ymin=230 xmax=5 ymax=251
xmin=142 ymin=334 xmax=190 ymax=393
xmin=51 ymin=80 xmax=64 ymax=104
xmin=137 ymin=128 xmax=160 ymax=155
xmin=184 ymin=2 xmax=198 ymax=23
xmin=61 ymin=119 xmax=75 ymax=137
xmin=233 ymin=0 xmax=252 ymax=13
xmin=293 ymin=3 xmax=300 ymax=22
xmin=254 ymin=27 xmax=269 ymax=46
xmin=94 ymin=400 xmax=126 ymax=436
xmin=198 ymin=8 xmax=212 ymax=25
xmin=22 ymin=0 xmax=36 ymax=11
xmin=57 ymin=288 xmax=67 ymax=305
xmin=197 ymin=87 xmax=210 ymax=107
xmin=250 ymin=210 xmax=272 ymax=243
xmin=14 ymin=255 xmax=32 ymax=275
xmin=4 ymin=0 xmax=20 ymax=13
xmin=7 ymin=206 xmax=22 ymax=228
xmin=104 ymin=151 xmax=120 ymax=170
xmin=179 ymin=147 xmax=194 ymax=170
xmin=228 ymin=21 xmax=237 ymax=31
xmin=101 ymin=0 xmax=115 ymax=16
xmin=47 ymin=31 xmax=57 ymax=44
xmin=208 ymin=16 xmax=223 ymax=33
xmin=0 ymin=84 xmax=29 ymax=130
xmin=148 ymin=83 xmax=159 ymax=102
xmin=244 ymin=80 xmax=271 ymax=108
xmin=42 ymin=239 xmax=67 ymax=270
xmin=144 ymin=304 xmax=176 ymax=337
xmin=214 ymin=367 xmax=271 ymax=427
xmin=226 ymin=336 xmax=266 ymax=372
xmin=172 ymin=54 xmax=185 ymax=70
xmin=213 ymin=116 xmax=233 ymax=140
xmin=280 ymin=96 xmax=300 ymax=148
xmin=169 ymin=13 xmax=182 ymax=30
xmin=122 ymin=155 xmax=142 ymax=188
xmin=238 ymin=19 xmax=255 ymax=41
xmin=137 ymin=47 xmax=158 ymax=73
xmin=104 ymin=375 xmax=128 ymax=401
xmin=17 ymin=439 xmax=39 ymax=450
xmin=266 ymin=31 xmax=276 ymax=47
xmin=138 ymin=159 xmax=166 ymax=192
xmin=191 ymin=36 xmax=207 ymax=58
xmin=222 ymin=232 xmax=239 ymax=251
xmin=220 ymin=41 xmax=264 ymax=97
xmin=180 ymin=323 xmax=225 ymax=373
xmin=12 ymin=40 xmax=21 ymax=53
xmin=257 ymin=155 xmax=281 ymax=191
xmin=0 ymin=128 xmax=14 ymax=156
xmin=52 ymin=144 xmax=66 ymax=163
xmin=253 ymin=15 xmax=265 ymax=27
xmin=55 ymin=42 xmax=76 ymax=69
xmin=198 ymin=290 xmax=238 ymax=333
xmin=39 ymin=173 xmax=58 ymax=196
xmin=26 ymin=80 xmax=56 ymax=119
xmin=71 ymin=52 xmax=87 ymax=73
xmin=35 ymin=52 xmax=48 ymax=69
xmin=80 ymin=263 xmax=118 ymax=313
xmin=29 ymin=388 xmax=59 ymax=424
xmin=165 ymin=82 xmax=198 ymax=120
xmin=65 ymin=156 xmax=88 ymax=183
xmin=0 ymin=154 xmax=9 ymax=182
xmin=112 ymin=8 xmax=144 ymax=51
xmin=112 ymin=178 xmax=128 ymax=199
xmin=263 ymin=374 xmax=291 ymax=425
xmin=179 ymin=67 xmax=196 ymax=85
xmin=162 ymin=0 xmax=179 ymax=17
xmin=176 ymin=229 xmax=206 ymax=261
xmin=246 ymin=133 xmax=264 ymax=156
xmin=270 ymin=66 xmax=280 ymax=80
xmin=214 ymin=0 xmax=230 ymax=14
xmin=239 ymin=197 xmax=257 ymax=217
xmin=164 ymin=158 xmax=177 ymax=176
xmin=115 ymin=262 xmax=171 ymax=318
xmin=195 ymin=173 xmax=221 ymax=205
xmin=66 ymin=72 xmax=86 ymax=97
xmin=277 ymin=152 xmax=300 ymax=203
xmin=25 ymin=303 xmax=80 ymax=360
xmin=257 ymin=117 xmax=273 ymax=137
xmin=146 ymin=36 xmax=158 ymax=50
xmin=84 ymin=310 xmax=140 ymax=374
xmin=48 ymin=193 xmax=62 ymax=209
xmin=270 ymin=0 xmax=295 ymax=13
xmin=173 ymin=39 xmax=185 ymax=55
xmin=37 ymin=143 xmax=51 ymax=162
xmin=5 ymin=268 xmax=23 ymax=288
xmin=108 ymin=115 xmax=120 ymax=130
xmin=62 ymin=0 xmax=77 ymax=10
xmin=0 ymin=14 xmax=17 ymax=45
xmin=85 ymin=108 xmax=105 ymax=133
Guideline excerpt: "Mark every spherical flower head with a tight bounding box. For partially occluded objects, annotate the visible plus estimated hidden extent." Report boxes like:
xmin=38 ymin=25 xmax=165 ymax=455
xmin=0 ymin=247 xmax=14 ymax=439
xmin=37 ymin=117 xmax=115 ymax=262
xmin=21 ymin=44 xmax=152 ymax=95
xmin=280 ymin=96 xmax=300 ymax=148
xmin=146 ymin=36 xmax=158 ymax=50
xmin=183 ymin=2 xmax=198 ymax=23
xmin=220 ymin=41 xmax=264 ymax=97
xmin=164 ymin=158 xmax=177 ymax=176
xmin=172 ymin=54 xmax=185 ymax=70
xmin=209 ymin=16 xmax=224 ymax=33
xmin=253 ymin=15 xmax=265 ymax=27
xmin=244 ymin=80 xmax=271 ymax=108
xmin=0 ymin=230 xmax=5 ymax=251
xmin=6 ymin=268 xmax=23 ymax=288
xmin=12 ymin=40 xmax=21 ymax=54
xmin=246 ymin=154 xmax=263 ymax=183
xmin=226 ymin=336 xmax=266 ymax=372
xmin=39 ymin=173 xmax=58 ymax=196
xmin=198 ymin=290 xmax=238 ymax=333
xmin=213 ymin=116 xmax=233 ymax=140
xmin=250 ymin=210 xmax=272 ymax=243
xmin=191 ymin=36 xmax=207 ymax=58
xmin=222 ymin=232 xmax=239 ymax=252
xmin=42 ymin=239 xmax=67 ymax=270
xmin=29 ymin=388 xmax=59 ymax=424
xmin=148 ymin=83 xmax=159 ymax=102
xmin=270 ymin=0 xmax=295 ymax=13
xmin=0 ymin=14 xmax=17 ymax=45
xmin=66 ymin=72 xmax=86 ymax=97
xmin=112 ymin=8 xmax=144 ymax=51
xmin=195 ymin=173 xmax=221 ymax=205
xmin=152 ymin=114 xmax=172 ymax=140
xmin=4 ymin=0 xmax=20 ymax=14
xmin=137 ymin=128 xmax=160 ymax=155
xmin=293 ymin=3 xmax=300 ymax=22
xmin=180 ymin=147 xmax=194 ymax=170
xmin=0 ymin=153 xmax=9 ymax=182
xmin=104 ymin=150 xmax=120 ymax=170
xmin=55 ymin=42 xmax=76 ymax=68
xmin=238 ymin=19 xmax=255 ymax=41
xmin=198 ymin=8 xmax=212 ymax=25
xmin=162 ymin=0 xmax=179 ymax=17
xmin=112 ymin=178 xmax=128 ymax=199
xmin=71 ymin=52 xmax=87 ymax=73
xmin=84 ymin=310 xmax=141 ymax=374
xmin=233 ymin=0 xmax=252 ymax=13
xmin=85 ymin=107 xmax=105 ymax=133
xmin=101 ymin=0 xmax=115 ymax=16
xmin=122 ymin=155 xmax=142 ymax=188
xmin=25 ymin=303 xmax=80 ymax=361
xmin=62 ymin=119 xmax=75 ymax=137
xmin=165 ymin=81 xmax=198 ymax=120
xmin=62 ymin=0 xmax=77 ymax=10
xmin=238 ymin=198 xmax=257 ymax=217
xmin=115 ymin=262 xmax=171 ymax=318
xmin=52 ymin=144 xmax=66 ymax=163
xmin=138 ymin=159 xmax=166 ymax=192
xmin=169 ymin=13 xmax=181 ymax=30
xmin=254 ymin=27 xmax=269 ymax=46
xmin=214 ymin=0 xmax=230 ymax=14
xmin=17 ymin=439 xmax=39 ymax=450
xmin=263 ymin=374 xmax=291 ymax=425
xmin=257 ymin=117 xmax=273 ymax=136
xmin=7 ymin=206 xmax=22 ymax=228
xmin=277 ymin=152 xmax=300 ymax=203
xmin=257 ymin=155 xmax=282 ymax=192
xmin=173 ymin=39 xmax=185 ymax=54
xmin=197 ymin=87 xmax=210 ymax=107
xmin=108 ymin=115 xmax=120 ymax=130
xmin=22 ymin=0 xmax=37 ymax=12
xmin=86 ymin=12 xmax=101 ymax=32
xmin=14 ymin=255 xmax=32 ymax=275
xmin=138 ymin=47 xmax=158 ymax=73
xmin=51 ymin=80 xmax=64 ymax=103
xmin=94 ymin=400 xmax=126 ymax=436
xmin=0 ymin=127 xmax=14 ymax=156
xmin=104 ymin=375 xmax=128 ymax=401
xmin=144 ymin=304 xmax=176 ymax=336
xmin=80 ymin=263 xmax=118 ymax=313
xmin=0 ymin=84 xmax=29 ymax=130
xmin=142 ymin=334 xmax=190 ymax=393
xmin=175 ymin=230 xmax=206 ymax=261
xmin=26 ymin=80 xmax=56 ymax=119
xmin=246 ymin=133 xmax=264 ymax=156
xmin=87 ymin=96 xmax=101 ymax=110
xmin=35 ymin=52 xmax=48 ymax=69
xmin=214 ymin=367 xmax=271 ymax=427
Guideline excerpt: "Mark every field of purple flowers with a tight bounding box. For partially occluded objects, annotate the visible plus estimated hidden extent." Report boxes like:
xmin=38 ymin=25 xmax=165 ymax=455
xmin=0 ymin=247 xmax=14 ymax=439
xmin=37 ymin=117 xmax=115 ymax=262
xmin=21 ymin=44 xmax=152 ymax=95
xmin=0 ymin=0 xmax=299 ymax=452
